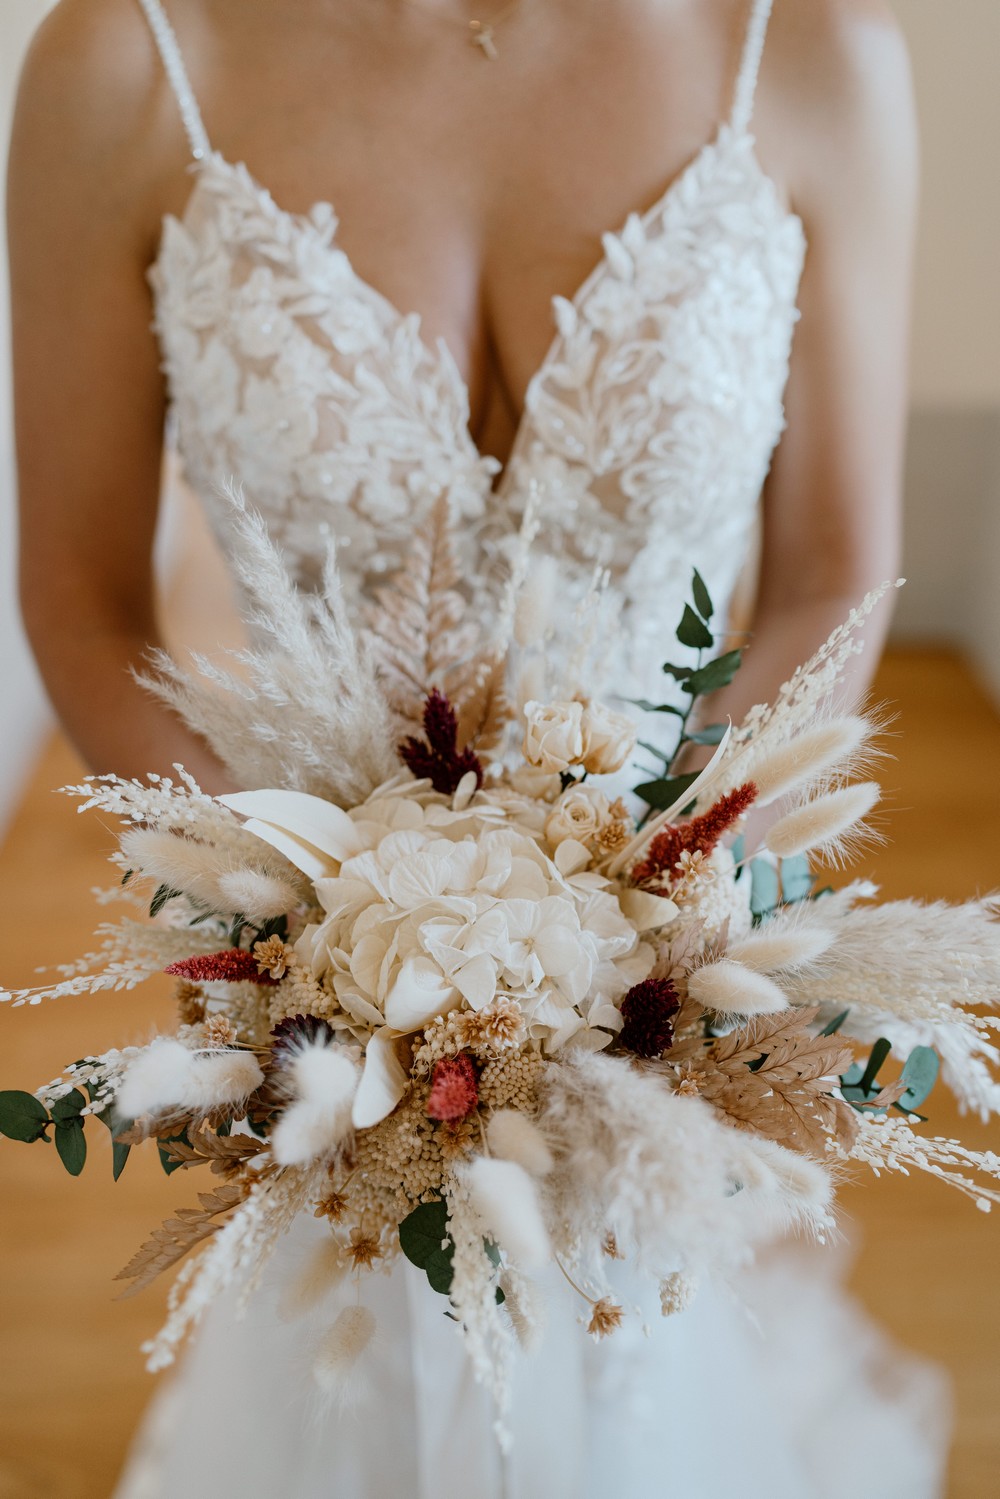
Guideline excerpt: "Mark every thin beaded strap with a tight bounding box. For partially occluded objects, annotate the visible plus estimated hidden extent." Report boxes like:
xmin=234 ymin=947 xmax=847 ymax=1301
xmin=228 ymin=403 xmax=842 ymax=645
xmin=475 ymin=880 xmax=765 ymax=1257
xmin=729 ymin=0 xmax=774 ymax=136
xmin=135 ymin=0 xmax=211 ymax=161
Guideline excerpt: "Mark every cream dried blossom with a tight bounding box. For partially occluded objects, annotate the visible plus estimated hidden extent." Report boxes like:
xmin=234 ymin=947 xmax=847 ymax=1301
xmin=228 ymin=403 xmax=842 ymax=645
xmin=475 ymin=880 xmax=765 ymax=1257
xmin=587 ymin=1298 xmax=625 ymax=1339
xmin=522 ymin=700 xmax=585 ymax=773
xmin=254 ymin=935 xmax=294 ymax=981
xmin=544 ymin=784 xmax=610 ymax=849
xmin=455 ymin=997 xmax=527 ymax=1055
xmin=577 ymin=700 xmax=637 ymax=775
xmin=203 ymin=1014 xmax=239 ymax=1047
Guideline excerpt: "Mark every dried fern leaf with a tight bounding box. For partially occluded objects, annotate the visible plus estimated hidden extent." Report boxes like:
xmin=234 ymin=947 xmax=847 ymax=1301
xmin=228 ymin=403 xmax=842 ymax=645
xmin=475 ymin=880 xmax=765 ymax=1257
xmin=455 ymin=653 xmax=513 ymax=755
xmin=114 ymin=1181 xmax=249 ymax=1298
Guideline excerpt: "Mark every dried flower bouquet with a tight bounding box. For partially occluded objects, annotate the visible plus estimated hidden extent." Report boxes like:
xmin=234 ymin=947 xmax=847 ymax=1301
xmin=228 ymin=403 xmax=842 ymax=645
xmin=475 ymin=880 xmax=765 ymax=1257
xmin=3 ymin=495 xmax=999 ymax=1426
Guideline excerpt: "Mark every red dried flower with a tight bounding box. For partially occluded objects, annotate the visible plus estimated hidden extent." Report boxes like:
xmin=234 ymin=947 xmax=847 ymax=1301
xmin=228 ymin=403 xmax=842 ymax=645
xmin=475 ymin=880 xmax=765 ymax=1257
xmin=619 ymin=978 xmax=681 ymax=1058
xmin=164 ymin=949 xmax=280 ymax=986
xmin=427 ymin=1053 xmax=479 ymax=1122
xmin=630 ymin=782 xmax=757 ymax=887
xmin=400 ymin=689 xmax=484 ymax=796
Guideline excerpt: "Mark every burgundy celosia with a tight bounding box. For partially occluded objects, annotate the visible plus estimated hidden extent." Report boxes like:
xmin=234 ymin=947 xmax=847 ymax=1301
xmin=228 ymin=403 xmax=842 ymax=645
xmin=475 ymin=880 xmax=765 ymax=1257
xmin=427 ymin=1053 xmax=479 ymax=1122
xmin=630 ymin=781 xmax=758 ymax=887
xmin=399 ymin=688 xmax=484 ymax=796
xmin=164 ymin=949 xmax=280 ymax=986
xmin=619 ymin=978 xmax=681 ymax=1058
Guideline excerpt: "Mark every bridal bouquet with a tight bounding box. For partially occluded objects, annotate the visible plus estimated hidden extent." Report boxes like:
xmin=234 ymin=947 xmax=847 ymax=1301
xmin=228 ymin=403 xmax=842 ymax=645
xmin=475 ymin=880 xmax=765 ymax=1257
xmin=3 ymin=495 xmax=999 ymax=1423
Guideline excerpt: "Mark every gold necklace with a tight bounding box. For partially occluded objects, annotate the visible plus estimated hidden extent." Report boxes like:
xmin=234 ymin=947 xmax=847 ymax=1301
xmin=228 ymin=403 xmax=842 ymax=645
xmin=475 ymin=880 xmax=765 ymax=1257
xmin=395 ymin=0 xmax=527 ymax=61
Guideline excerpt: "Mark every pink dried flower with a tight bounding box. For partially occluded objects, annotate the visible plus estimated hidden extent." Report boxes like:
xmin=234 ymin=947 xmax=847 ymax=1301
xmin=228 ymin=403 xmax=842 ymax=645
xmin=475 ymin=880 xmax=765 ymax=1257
xmin=427 ymin=1053 xmax=479 ymax=1122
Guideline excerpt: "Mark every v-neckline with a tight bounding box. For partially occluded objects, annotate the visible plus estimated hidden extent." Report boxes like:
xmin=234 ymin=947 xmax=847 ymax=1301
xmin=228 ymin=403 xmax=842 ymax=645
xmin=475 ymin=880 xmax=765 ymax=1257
xmin=155 ymin=122 xmax=800 ymax=484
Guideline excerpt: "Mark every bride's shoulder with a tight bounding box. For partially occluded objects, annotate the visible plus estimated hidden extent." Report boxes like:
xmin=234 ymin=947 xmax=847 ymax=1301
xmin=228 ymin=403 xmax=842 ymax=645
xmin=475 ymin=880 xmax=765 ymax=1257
xmin=761 ymin=0 xmax=917 ymax=224
xmin=10 ymin=0 xmax=185 ymax=236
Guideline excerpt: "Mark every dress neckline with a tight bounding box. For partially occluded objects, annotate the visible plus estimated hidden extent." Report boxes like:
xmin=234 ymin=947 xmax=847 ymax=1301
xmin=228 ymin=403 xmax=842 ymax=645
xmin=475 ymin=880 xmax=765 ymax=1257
xmin=151 ymin=122 xmax=803 ymax=483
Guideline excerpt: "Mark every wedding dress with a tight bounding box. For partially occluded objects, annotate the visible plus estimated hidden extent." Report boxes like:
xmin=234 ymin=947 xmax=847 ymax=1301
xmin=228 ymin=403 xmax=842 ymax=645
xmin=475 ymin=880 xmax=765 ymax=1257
xmin=114 ymin=2 xmax=949 ymax=1495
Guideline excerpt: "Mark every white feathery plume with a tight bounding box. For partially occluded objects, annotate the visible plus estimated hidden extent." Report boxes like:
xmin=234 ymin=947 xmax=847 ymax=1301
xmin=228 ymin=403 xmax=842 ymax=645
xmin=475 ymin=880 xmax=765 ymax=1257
xmin=465 ymin=1157 xmax=551 ymax=1271
xmin=279 ymin=1237 xmax=349 ymax=1321
xmin=486 ymin=1109 xmax=554 ymax=1177
xmin=138 ymin=491 xmax=399 ymax=805
xmin=145 ymin=1164 xmax=324 ymax=1371
xmin=500 ymin=1268 xmax=548 ymax=1353
xmin=216 ymin=866 xmax=303 ymax=920
xmin=271 ymin=1042 xmax=360 ymax=1166
xmin=116 ymin=1038 xmax=263 ymax=1120
xmin=687 ymin=960 xmax=789 ymax=1017
xmin=764 ymin=782 xmax=881 ymax=864
xmin=120 ymin=826 xmax=304 ymax=920
xmin=743 ymin=715 xmax=874 ymax=807
xmin=313 ymin=1306 xmax=377 ymax=1404
xmin=697 ymin=581 xmax=901 ymax=807
xmin=513 ymin=554 xmax=558 ymax=649
xmin=727 ymin=1133 xmax=835 ymax=1240
xmin=726 ymin=924 xmax=834 ymax=974
xmin=790 ymin=895 xmax=1000 ymax=1039
xmin=847 ymin=1114 xmax=1000 ymax=1210
xmin=3 ymin=917 xmax=228 ymax=1008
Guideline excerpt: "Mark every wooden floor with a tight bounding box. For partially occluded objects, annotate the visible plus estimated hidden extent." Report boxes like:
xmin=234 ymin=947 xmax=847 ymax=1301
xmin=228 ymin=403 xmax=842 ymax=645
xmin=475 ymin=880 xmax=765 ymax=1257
xmin=0 ymin=647 xmax=998 ymax=1499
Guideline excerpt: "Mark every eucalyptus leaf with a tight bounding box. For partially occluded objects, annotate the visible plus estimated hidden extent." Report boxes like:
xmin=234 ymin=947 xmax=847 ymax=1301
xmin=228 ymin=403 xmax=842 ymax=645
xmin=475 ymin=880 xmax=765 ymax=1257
xmin=684 ymin=650 xmax=743 ymax=697
xmin=859 ymin=1037 xmax=892 ymax=1096
xmin=820 ymin=1008 xmax=850 ymax=1038
xmin=627 ymin=698 xmax=685 ymax=717
xmin=50 ymin=1087 xmax=88 ymax=1122
xmin=676 ymin=604 xmax=714 ymax=651
xmin=157 ymin=1131 xmax=190 ymax=1176
xmin=780 ymin=855 xmax=813 ymax=904
xmin=684 ymin=722 xmax=728 ymax=747
xmin=54 ymin=1118 xmax=87 ymax=1176
xmin=749 ymin=859 xmax=780 ymax=920
xmin=897 ymin=1046 xmax=940 ymax=1113
xmin=691 ymin=569 xmax=714 ymax=622
xmin=399 ymin=1199 xmax=449 ymax=1271
xmin=636 ymin=740 xmax=673 ymax=764
xmin=0 ymin=1090 xmax=50 ymax=1143
xmin=633 ymin=772 xmax=701 ymax=811
xmin=423 ymin=1243 xmax=456 ymax=1296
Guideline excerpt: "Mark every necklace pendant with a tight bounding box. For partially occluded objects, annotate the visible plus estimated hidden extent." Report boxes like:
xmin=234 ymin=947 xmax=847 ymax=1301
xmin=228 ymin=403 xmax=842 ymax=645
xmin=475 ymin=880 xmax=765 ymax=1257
xmin=469 ymin=21 xmax=500 ymax=60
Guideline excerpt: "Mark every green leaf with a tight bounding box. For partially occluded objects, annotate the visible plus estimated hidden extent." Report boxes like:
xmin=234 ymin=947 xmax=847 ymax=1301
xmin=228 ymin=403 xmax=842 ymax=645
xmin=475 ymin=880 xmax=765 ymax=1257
xmin=636 ymin=740 xmax=673 ymax=765
xmin=627 ymin=698 xmax=685 ymax=717
xmin=684 ymin=650 xmax=743 ymax=697
xmin=157 ymin=1131 xmax=190 ymax=1176
xmin=820 ymin=1008 xmax=850 ymax=1037
xmin=120 ymin=868 xmax=134 ymax=886
xmin=661 ymin=663 xmax=694 ymax=683
xmin=423 ymin=1244 xmax=455 ymax=1296
xmin=896 ymin=1046 xmax=940 ymax=1113
xmin=676 ymin=604 xmax=714 ymax=651
xmin=691 ymin=569 xmax=714 ymax=622
xmin=633 ymin=772 xmax=701 ymax=811
xmin=399 ymin=1199 xmax=449 ymax=1271
xmin=50 ymin=1087 xmax=88 ymax=1122
xmin=0 ymin=1090 xmax=51 ymax=1143
xmin=780 ymin=855 xmax=814 ymax=904
xmin=749 ymin=859 xmax=780 ymax=920
xmin=89 ymin=1098 xmax=132 ymax=1180
xmin=150 ymin=884 xmax=181 ymax=918
xmin=495 ymin=1285 xmax=506 ymax=1306
xmin=683 ymin=722 xmax=728 ymax=747
xmin=54 ymin=1118 xmax=87 ymax=1176
xmin=730 ymin=833 xmax=746 ymax=872
xmin=859 ymin=1037 xmax=892 ymax=1096
xmin=484 ymin=1239 xmax=502 ymax=1270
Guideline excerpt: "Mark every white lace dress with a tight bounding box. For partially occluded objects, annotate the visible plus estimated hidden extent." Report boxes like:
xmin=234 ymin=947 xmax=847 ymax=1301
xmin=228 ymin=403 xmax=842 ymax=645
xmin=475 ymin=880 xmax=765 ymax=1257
xmin=113 ymin=2 xmax=950 ymax=1494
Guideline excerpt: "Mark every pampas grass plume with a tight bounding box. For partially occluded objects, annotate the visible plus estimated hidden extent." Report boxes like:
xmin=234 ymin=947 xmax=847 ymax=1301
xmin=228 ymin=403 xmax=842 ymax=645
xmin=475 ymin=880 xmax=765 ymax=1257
xmin=687 ymin=960 xmax=788 ymax=1017
xmin=726 ymin=925 xmax=834 ymax=974
xmin=279 ymin=1237 xmax=348 ymax=1321
xmin=313 ymin=1305 xmax=376 ymax=1402
xmin=271 ymin=1043 xmax=359 ymax=1166
xmin=486 ymin=1110 xmax=554 ymax=1177
xmin=116 ymin=1038 xmax=263 ymax=1119
xmin=765 ymin=782 xmax=881 ymax=862
xmin=501 ymin=1271 xmax=548 ymax=1353
xmin=749 ymin=717 xmax=870 ymax=807
xmin=467 ymin=1157 xmax=551 ymax=1271
xmin=734 ymin=1134 xmax=834 ymax=1238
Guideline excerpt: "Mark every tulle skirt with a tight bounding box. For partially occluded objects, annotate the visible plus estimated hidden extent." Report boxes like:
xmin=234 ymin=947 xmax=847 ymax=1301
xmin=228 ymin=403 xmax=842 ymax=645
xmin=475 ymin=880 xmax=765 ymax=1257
xmin=113 ymin=1214 xmax=950 ymax=1499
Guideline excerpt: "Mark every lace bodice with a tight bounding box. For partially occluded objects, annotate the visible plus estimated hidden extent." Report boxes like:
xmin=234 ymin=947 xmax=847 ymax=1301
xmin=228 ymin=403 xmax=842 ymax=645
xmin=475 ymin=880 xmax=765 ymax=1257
xmin=140 ymin=0 xmax=805 ymax=709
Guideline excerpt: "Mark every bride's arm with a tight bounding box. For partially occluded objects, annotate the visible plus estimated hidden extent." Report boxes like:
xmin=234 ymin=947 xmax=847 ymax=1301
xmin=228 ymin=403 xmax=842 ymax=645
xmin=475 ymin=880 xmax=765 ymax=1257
xmin=7 ymin=0 xmax=232 ymax=792
xmin=704 ymin=0 xmax=919 ymax=732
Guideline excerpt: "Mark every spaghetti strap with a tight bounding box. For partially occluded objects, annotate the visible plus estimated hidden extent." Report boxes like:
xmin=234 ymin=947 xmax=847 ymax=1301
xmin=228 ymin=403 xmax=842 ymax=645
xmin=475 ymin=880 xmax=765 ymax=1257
xmin=729 ymin=0 xmax=774 ymax=135
xmin=135 ymin=0 xmax=211 ymax=161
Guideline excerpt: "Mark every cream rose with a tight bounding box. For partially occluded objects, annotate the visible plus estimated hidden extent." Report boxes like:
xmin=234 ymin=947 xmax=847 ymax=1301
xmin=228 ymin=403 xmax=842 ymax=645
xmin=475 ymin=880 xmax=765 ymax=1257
xmin=522 ymin=700 xmax=585 ymax=774
xmin=579 ymin=700 xmax=637 ymax=775
xmin=544 ymin=785 xmax=611 ymax=849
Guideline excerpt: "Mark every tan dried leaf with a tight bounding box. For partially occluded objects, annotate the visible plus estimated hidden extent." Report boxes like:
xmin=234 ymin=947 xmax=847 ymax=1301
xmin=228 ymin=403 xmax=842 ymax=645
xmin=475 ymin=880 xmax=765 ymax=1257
xmin=454 ymin=652 xmax=512 ymax=756
xmin=113 ymin=1180 xmax=248 ymax=1298
xmin=159 ymin=1123 xmax=270 ymax=1178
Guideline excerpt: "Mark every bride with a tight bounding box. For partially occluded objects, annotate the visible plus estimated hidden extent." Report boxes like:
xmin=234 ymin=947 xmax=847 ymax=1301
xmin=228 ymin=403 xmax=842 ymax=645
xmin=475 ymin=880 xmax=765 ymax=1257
xmin=8 ymin=1 xmax=944 ymax=1495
